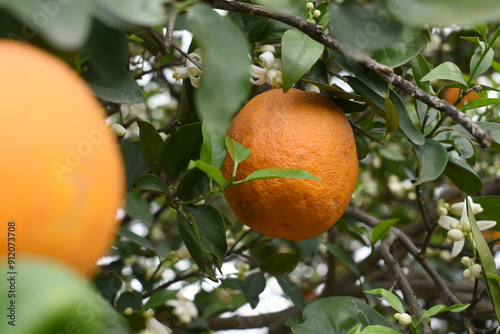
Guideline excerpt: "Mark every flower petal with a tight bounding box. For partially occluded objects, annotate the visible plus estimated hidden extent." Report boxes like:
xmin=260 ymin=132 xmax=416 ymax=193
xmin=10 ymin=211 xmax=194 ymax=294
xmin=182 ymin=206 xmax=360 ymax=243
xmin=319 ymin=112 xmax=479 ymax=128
xmin=438 ymin=215 xmax=457 ymax=230
xmin=477 ymin=220 xmax=497 ymax=230
xmin=249 ymin=64 xmax=266 ymax=77
xmin=450 ymin=238 xmax=465 ymax=258
xmin=259 ymin=51 xmax=275 ymax=68
xmin=173 ymin=66 xmax=190 ymax=80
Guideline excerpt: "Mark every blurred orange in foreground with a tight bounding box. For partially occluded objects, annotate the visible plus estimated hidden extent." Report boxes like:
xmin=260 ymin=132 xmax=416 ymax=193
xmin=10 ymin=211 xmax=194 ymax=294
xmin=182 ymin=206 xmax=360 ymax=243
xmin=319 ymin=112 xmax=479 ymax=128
xmin=0 ymin=39 xmax=125 ymax=276
xmin=443 ymin=87 xmax=480 ymax=109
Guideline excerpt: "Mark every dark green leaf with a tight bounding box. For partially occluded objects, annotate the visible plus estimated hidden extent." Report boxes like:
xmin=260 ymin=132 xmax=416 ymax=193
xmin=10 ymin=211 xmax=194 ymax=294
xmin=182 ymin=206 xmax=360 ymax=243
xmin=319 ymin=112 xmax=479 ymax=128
xmin=116 ymin=291 xmax=142 ymax=312
xmin=132 ymin=174 xmax=170 ymax=196
xmin=137 ymin=118 xmax=165 ymax=176
xmin=458 ymin=98 xmax=500 ymax=111
xmin=281 ymin=29 xmax=324 ymax=92
xmin=260 ymin=253 xmax=300 ymax=275
xmin=383 ymin=93 xmax=399 ymax=133
xmin=124 ymin=190 xmax=154 ymax=224
xmin=388 ymin=89 xmax=425 ymax=145
xmin=354 ymin=132 xmax=369 ymax=160
xmin=379 ymin=148 xmax=405 ymax=162
xmin=285 ymin=296 xmax=398 ymax=333
xmin=323 ymin=243 xmax=360 ymax=276
xmin=364 ymin=288 xmax=404 ymax=313
xmin=201 ymin=122 xmax=227 ymax=170
xmin=226 ymin=137 xmax=251 ymax=164
xmin=276 ymin=275 xmax=306 ymax=311
xmin=444 ymin=156 xmax=482 ymax=194
xmin=144 ymin=289 xmax=179 ymax=309
xmin=330 ymin=1 xmax=403 ymax=52
xmin=244 ymin=168 xmax=322 ymax=182
xmin=411 ymin=54 xmax=433 ymax=93
xmin=164 ymin=122 xmax=203 ymax=178
xmin=84 ymin=69 xmax=145 ymax=103
xmin=412 ymin=138 xmax=448 ymax=184
xmin=243 ymin=272 xmax=266 ymax=309
xmin=177 ymin=168 xmax=210 ymax=201
xmin=371 ymin=219 xmax=399 ymax=246
xmin=373 ymin=27 xmax=430 ymax=68
xmin=347 ymin=76 xmax=386 ymax=117
xmin=333 ymin=53 xmax=388 ymax=94
xmin=95 ymin=0 xmax=168 ymax=30
xmin=120 ymin=141 xmax=150 ymax=191
xmin=119 ymin=227 xmax=156 ymax=253
xmin=421 ymin=62 xmax=467 ymax=86
xmin=187 ymin=3 xmax=251 ymax=131
xmin=390 ymin=0 xmax=500 ymax=27
xmin=1 ymin=0 xmax=93 ymax=50
xmin=183 ymin=205 xmax=228 ymax=273
xmin=188 ymin=160 xmax=227 ymax=187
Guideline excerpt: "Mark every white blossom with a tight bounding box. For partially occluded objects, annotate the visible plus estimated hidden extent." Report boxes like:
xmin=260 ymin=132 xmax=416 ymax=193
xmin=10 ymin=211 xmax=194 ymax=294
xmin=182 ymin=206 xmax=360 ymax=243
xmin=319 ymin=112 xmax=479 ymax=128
xmin=166 ymin=297 xmax=198 ymax=324
xmin=173 ymin=49 xmax=203 ymax=88
xmin=249 ymin=51 xmax=283 ymax=88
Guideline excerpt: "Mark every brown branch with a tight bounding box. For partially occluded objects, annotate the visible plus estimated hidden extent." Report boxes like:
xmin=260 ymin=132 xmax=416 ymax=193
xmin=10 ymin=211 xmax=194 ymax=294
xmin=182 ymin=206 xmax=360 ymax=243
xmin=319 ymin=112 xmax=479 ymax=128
xmin=208 ymin=0 xmax=493 ymax=148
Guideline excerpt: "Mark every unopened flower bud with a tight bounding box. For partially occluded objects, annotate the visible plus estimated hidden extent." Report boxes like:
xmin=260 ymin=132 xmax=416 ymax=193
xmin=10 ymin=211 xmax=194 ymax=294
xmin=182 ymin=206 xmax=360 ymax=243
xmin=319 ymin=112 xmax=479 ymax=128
xmin=306 ymin=2 xmax=314 ymax=10
xmin=394 ymin=312 xmax=401 ymax=320
xmin=398 ymin=313 xmax=412 ymax=326
xmin=461 ymin=256 xmax=471 ymax=266
xmin=447 ymin=229 xmax=464 ymax=242
xmin=437 ymin=207 xmax=448 ymax=216
xmin=313 ymin=9 xmax=321 ymax=17
xmin=144 ymin=309 xmax=155 ymax=319
xmin=471 ymin=263 xmax=483 ymax=279
xmin=461 ymin=221 xmax=471 ymax=232
xmin=123 ymin=307 xmax=133 ymax=316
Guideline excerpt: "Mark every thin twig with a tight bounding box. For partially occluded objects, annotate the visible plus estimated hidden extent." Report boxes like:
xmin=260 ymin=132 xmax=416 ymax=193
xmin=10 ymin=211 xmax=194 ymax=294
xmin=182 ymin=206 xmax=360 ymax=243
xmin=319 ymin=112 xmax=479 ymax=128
xmin=208 ymin=0 xmax=493 ymax=148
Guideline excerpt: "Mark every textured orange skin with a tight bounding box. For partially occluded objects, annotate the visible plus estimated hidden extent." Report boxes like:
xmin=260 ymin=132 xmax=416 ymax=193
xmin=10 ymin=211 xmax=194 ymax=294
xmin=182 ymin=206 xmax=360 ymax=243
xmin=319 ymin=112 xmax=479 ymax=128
xmin=0 ymin=40 xmax=125 ymax=276
xmin=443 ymin=87 xmax=480 ymax=108
xmin=221 ymin=88 xmax=359 ymax=241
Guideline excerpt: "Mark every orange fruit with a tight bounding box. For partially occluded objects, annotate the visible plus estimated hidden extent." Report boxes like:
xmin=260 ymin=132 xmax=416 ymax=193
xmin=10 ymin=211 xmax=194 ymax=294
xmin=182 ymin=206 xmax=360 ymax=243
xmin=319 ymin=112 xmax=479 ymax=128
xmin=221 ymin=88 xmax=358 ymax=241
xmin=0 ymin=39 xmax=125 ymax=276
xmin=443 ymin=87 xmax=480 ymax=108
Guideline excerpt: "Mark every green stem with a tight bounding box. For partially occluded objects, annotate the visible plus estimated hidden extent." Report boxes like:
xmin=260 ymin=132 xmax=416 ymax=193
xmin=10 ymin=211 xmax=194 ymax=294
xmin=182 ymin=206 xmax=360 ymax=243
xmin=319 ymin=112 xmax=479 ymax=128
xmin=467 ymin=24 xmax=500 ymax=85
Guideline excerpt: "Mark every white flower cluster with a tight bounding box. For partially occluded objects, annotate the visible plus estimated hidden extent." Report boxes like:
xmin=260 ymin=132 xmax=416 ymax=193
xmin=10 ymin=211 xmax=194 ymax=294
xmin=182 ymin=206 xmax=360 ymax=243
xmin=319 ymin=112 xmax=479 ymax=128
xmin=249 ymin=45 xmax=283 ymax=88
xmin=173 ymin=49 xmax=203 ymax=88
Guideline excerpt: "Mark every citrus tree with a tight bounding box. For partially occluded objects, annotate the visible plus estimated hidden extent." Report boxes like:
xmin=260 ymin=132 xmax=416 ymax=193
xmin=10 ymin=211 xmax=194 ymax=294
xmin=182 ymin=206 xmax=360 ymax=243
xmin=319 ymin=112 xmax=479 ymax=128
xmin=1 ymin=0 xmax=500 ymax=333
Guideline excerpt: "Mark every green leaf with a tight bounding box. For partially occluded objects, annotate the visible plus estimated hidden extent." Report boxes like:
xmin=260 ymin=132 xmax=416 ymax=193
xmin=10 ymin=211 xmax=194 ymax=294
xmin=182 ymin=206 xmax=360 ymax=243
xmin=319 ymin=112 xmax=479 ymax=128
xmin=473 ymin=196 xmax=500 ymax=229
xmin=243 ymin=272 xmax=266 ymax=309
xmin=116 ymin=291 xmax=142 ymax=312
xmin=348 ymin=324 xmax=362 ymax=334
xmin=475 ymin=25 xmax=488 ymax=39
xmin=244 ymin=168 xmax=322 ymax=182
xmin=144 ymin=289 xmax=179 ymax=309
xmin=137 ymin=118 xmax=165 ymax=176
xmin=0 ymin=0 xmax=93 ymax=50
xmin=260 ymin=253 xmax=300 ymax=275
xmin=470 ymin=45 xmax=494 ymax=78
xmin=184 ymin=205 xmax=228 ymax=273
xmin=164 ymin=122 xmax=203 ymax=178
xmin=94 ymin=0 xmax=168 ymax=30
xmin=276 ymin=275 xmax=306 ymax=311
xmin=379 ymin=148 xmax=405 ymax=162
xmin=388 ymin=89 xmax=425 ymax=145
xmin=285 ymin=296 xmax=398 ymax=333
xmin=330 ymin=1 xmax=403 ymax=52
xmin=225 ymin=137 xmax=251 ymax=164
xmin=333 ymin=53 xmax=389 ymax=94
xmin=84 ymin=68 xmax=145 ymax=103
xmin=187 ymin=3 xmax=251 ymax=131
xmin=371 ymin=219 xmax=399 ymax=246
xmin=373 ymin=27 xmax=431 ymax=68
xmin=412 ymin=138 xmax=448 ymax=184
xmin=177 ymin=168 xmax=210 ymax=201
xmin=124 ymin=190 xmax=154 ymax=224
xmin=132 ymin=174 xmax=170 ymax=196
xmin=458 ymin=98 xmax=500 ymax=111
xmin=390 ymin=0 xmax=500 ymax=27
xmin=201 ymin=122 xmax=227 ymax=170
xmin=119 ymin=227 xmax=156 ymax=253
xmin=411 ymin=54 xmax=433 ymax=93
xmin=421 ymin=62 xmax=467 ymax=86
xmin=323 ymin=243 xmax=360 ymax=276
xmin=444 ymin=156 xmax=482 ymax=195
xmin=360 ymin=325 xmax=401 ymax=334
xmin=120 ymin=141 xmax=150 ymax=191
xmin=300 ymin=79 xmax=360 ymax=100
xmin=468 ymin=199 xmax=500 ymax=321
xmin=364 ymin=288 xmax=404 ymax=313
xmin=383 ymin=93 xmax=399 ymax=133
xmin=281 ymin=29 xmax=324 ymax=92
xmin=188 ymin=160 xmax=227 ymax=188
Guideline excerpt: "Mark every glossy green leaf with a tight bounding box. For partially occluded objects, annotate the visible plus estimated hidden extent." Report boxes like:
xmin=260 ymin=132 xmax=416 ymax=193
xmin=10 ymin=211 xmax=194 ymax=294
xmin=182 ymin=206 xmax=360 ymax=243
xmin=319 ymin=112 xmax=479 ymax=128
xmin=348 ymin=324 xmax=362 ymax=334
xmin=201 ymin=122 xmax=227 ymax=170
xmin=468 ymin=199 xmax=500 ymax=321
xmin=144 ymin=289 xmax=178 ymax=309
xmin=373 ymin=27 xmax=430 ymax=68
xmin=119 ymin=227 xmax=156 ymax=253
xmin=187 ymin=3 xmax=251 ymax=131
xmin=0 ymin=0 xmax=93 ymax=50
xmin=360 ymin=326 xmax=401 ymax=334
xmin=125 ymin=190 xmax=154 ymax=224
xmin=444 ymin=156 xmax=482 ymax=194
xmin=333 ymin=53 xmax=389 ymax=94
xmin=120 ymin=141 xmax=150 ymax=191
xmin=323 ymin=243 xmax=360 ymax=276
xmin=184 ymin=205 xmax=228 ymax=273
xmin=286 ymin=296 xmax=398 ymax=333
xmin=371 ymin=219 xmax=399 ymax=246
xmin=276 ymin=275 xmax=306 ymax=311
xmin=300 ymin=79 xmax=359 ymax=100
xmin=390 ymin=0 xmax=500 ymax=27
xmin=244 ymin=168 xmax=322 ymax=183
xmin=260 ymin=253 xmax=300 ymax=275
xmin=418 ymin=303 xmax=469 ymax=324
xmin=344 ymin=76 xmax=386 ymax=117
xmin=364 ymin=288 xmax=404 ymax=313
xmin=411 ymin=54 xmax=433 ymax=93
xmin=383 ymin=93 xmax=399 ymax=133
xmin=470 ymin=44 xmax=494 ymax=78
xmin=164 ymin=122 xmax=203 ymax=178
xmin=177 ymin=168 xmax=210 ymax=201
xmin=243 ymin=272 xmax=266 ymax=309
xmin=188 ymin=160 xmax=227 ymax=187
xmin=95 ymin=0 xmax=168 ymax=30
xmin=474 ymin=196 xmax=500 ymax=228
xmin=421 ymin=62 xmax=467 ymax=86
xmin=137 ymin=118 xmax=165 ymax=176
xmin=412 ymin=138 xmax=448 ymax=184
xmin=225 ymin=137 xmax=251 ymax=164
xmin=330 ymin=1 xmax=403 ymax=52
xmin=354 ymin=132 xmax=369 ymax=160
xmin=388 ymin=89 xmax=425 ymax=145
xmin=132 ymin=174 xmax=170 ymax=196
xmin=458 ymin=98 xmax=500 ymax=111
xmin=84 ymin=68 xmax=145 ymax=103
xmin=281 ymin=29 xmax=324 ymax=92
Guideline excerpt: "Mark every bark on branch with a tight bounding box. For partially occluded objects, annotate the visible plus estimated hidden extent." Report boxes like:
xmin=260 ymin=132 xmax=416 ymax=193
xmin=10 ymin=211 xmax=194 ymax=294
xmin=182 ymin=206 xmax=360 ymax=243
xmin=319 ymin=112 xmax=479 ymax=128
xmin=208 ymin=0 xmax=493 ymax=148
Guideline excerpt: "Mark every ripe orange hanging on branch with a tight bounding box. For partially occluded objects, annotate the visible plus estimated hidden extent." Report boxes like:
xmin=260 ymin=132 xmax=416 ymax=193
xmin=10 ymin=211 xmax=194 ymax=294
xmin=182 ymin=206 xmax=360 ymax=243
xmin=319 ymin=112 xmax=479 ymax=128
xmin=0 ymin=39 xmax=125 ymax=276
xmin=221 ymin=88 xmax=359 ymax=241
xmin=443 ymin=87 xmax=480 ymax=108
